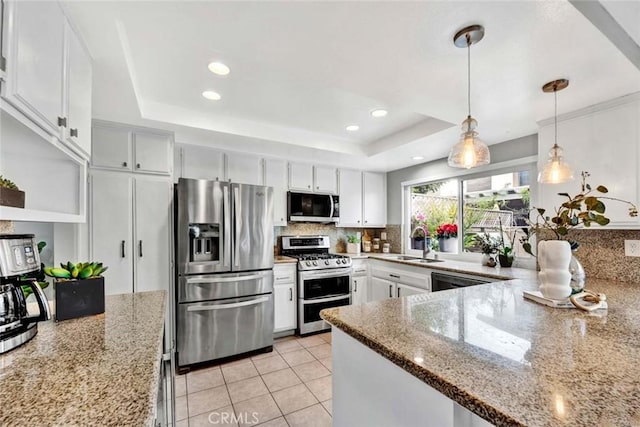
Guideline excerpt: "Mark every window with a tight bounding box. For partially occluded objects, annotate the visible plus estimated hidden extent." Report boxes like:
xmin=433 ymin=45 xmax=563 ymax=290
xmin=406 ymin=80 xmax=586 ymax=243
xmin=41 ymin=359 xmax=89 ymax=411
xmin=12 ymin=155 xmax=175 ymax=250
xmin=409 ymin=179 xmax=459 ymax=253
xmin=463 ymin=171 xmax=530 ymax=257
xmin=407 ymin=168 xmax=531 ymax=258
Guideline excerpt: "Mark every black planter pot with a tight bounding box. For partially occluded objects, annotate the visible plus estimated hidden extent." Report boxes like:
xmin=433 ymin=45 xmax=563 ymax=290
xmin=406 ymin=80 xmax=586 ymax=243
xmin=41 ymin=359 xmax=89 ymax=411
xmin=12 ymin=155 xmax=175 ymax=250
xmin=498 ymin=254 xmax=513 ymax=268
xmin=54 ymin=277 xmax=105 ymax=321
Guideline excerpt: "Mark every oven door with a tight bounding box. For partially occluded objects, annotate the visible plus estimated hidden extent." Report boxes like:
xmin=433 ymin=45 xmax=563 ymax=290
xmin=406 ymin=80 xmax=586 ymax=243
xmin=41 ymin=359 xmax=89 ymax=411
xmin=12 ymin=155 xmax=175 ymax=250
xmin=299 ymin=294 xmax=351 ymax=334
xmin=299 ymin=269 xmax=351 ymax=300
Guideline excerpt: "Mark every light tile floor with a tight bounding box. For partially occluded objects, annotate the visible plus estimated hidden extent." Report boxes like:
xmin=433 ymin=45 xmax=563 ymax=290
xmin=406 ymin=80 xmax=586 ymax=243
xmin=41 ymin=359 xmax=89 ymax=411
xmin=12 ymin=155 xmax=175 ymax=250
xmin=175 ymin=332 xmax=333 ymax=427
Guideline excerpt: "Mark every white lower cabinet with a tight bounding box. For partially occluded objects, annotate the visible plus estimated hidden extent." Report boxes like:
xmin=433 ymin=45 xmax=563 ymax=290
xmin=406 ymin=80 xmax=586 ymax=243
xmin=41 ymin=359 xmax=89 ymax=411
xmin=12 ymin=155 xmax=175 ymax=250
xmin=273 ymin=264 xmax=297 ymax=333
xmin=369 ymin=276 xmax=395 ymax=302
xmin=90 ymin=171 xmax=171 ymax=295
xmin=351 ymin=258 xmax=368 ymax=305
xmin=397 ymin=283 xmax=428 ymax=298
xmin=368 ymin=260 xmax=432 ymax=302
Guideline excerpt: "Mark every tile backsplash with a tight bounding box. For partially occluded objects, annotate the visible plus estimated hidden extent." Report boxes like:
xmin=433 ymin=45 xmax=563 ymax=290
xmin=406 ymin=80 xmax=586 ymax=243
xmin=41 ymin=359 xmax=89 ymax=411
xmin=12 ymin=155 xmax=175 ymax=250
xmin=0 ymin=221 xmax=14 ymax=233
xmin=564 ymin=229 xmax=640 ymax=284
xmin=274 ymin=223 xmax=397 ymax=254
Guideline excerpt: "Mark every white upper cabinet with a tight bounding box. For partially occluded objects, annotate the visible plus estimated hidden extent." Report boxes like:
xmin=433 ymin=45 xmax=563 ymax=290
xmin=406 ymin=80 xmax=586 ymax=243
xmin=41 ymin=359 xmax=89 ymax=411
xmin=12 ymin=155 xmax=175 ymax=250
xmin=64 ymin=21 xmax=92 ymax=157
xmin=4 ymin=1 xmax=65 ymax=135
xmin=180 ymin=144 xmax=225 ymax=181
xmin=92 ymin=125 xmax=132 ymax=170
xmin=537 ymin=97 xmax=640 ymax=227
xmin=314 ymin=165 xmax=337 ymax=194
xmin=363 ymin=172 xmax=387 ymax=227
xmin=264 ymin=158 xmax=288 ymax=226
xmin=288 ymin=162 xmax=314 ymax=191
xmin=92 ymin=121 xmax=173 ymax=175
xmin=3 ymin=1 xmax=93 ymax=160
xmin=227 ymin=152 xmax=264 ymax=185
xmin=134 ymin=131 xmax=172 ymax=174
xmin=338 ymin=169 xmax=363 ymax=227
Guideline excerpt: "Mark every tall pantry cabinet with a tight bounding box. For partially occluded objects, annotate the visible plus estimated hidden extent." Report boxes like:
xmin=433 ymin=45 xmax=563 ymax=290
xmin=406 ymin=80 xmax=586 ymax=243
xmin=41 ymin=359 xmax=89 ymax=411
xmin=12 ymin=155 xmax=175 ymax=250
xmin=90 ymin=120 xmax=173 ymax=295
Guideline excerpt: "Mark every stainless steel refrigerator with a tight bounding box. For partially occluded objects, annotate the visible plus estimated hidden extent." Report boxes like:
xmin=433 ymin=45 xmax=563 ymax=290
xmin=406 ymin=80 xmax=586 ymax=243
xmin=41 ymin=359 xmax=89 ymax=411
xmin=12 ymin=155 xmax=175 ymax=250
xmin=175 ymin=178 xmax=274 ymax=368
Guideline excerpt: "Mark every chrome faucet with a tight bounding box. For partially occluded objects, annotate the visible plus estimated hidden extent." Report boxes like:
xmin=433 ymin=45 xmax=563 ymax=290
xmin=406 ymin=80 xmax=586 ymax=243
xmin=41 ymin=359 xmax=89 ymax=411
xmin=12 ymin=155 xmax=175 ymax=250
xmin=411 ymin=226 xmax=431 ymax=259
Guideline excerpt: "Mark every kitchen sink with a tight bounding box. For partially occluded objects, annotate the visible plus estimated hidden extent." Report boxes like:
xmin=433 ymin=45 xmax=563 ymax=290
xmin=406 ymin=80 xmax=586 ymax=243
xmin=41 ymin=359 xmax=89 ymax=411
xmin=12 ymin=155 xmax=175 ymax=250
xmin=409 ymin=258 xmax=445 ymax=264
xmin=391 ymin=256 xmax=421 ymax=261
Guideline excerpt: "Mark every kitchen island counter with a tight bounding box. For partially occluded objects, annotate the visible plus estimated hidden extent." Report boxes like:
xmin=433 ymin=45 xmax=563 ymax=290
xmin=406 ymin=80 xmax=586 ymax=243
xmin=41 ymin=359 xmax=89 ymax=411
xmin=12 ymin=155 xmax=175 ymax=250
xmin=0 ymin=290 xmax=167 ymax=426
xmin=321 ymin=278 xmax=640 ymax=426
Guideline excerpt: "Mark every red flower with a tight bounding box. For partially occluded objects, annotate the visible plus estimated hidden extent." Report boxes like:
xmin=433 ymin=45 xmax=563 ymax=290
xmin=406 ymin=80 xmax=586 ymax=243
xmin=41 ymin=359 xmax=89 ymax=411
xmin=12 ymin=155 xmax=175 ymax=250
xmin=436 ymin=223 xmax=458 ymax=239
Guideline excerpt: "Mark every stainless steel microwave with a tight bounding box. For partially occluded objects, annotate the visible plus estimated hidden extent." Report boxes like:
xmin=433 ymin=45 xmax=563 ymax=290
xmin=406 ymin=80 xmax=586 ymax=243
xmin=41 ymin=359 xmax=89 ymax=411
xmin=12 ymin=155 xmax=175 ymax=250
xmin=287 ymin=192 xmax=339 ymax=223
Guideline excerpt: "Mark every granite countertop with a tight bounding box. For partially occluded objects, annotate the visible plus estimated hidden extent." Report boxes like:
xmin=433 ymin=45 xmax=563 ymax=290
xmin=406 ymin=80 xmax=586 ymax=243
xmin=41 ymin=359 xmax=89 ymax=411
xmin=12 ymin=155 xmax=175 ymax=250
xmin=321 ymin=277 xmax=640 ymax=426
xmin=274 ymin=255 xmax=297 ymax=264
xmin=0 ymin=291 xmax=167 ymax=426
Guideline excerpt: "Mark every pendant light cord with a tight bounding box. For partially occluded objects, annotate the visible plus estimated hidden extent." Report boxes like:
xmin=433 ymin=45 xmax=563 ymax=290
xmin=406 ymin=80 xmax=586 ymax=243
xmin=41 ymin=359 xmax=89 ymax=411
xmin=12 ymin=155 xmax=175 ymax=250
xmin=467 ymin=38 xmax=471 ymax=118
xmin=554 ymin=88 xmax=558 ymax=148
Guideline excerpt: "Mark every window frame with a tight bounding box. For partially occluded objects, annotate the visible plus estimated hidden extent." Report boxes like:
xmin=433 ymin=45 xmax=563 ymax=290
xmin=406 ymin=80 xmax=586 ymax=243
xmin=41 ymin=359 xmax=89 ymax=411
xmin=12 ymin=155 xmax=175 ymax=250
xmin=402 ymin=159 xmax=537 ymax=263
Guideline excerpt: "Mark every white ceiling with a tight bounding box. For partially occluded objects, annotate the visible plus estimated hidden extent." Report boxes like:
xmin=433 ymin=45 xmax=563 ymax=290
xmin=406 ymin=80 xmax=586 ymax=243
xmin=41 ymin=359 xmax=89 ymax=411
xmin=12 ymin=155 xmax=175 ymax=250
xmin=62 ymin=1 xmax=640 ymax=172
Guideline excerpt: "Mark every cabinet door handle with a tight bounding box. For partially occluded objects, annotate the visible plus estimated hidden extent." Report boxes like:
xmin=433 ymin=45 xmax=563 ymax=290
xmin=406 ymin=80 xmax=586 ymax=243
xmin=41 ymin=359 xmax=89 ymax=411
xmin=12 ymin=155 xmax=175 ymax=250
xmin=397 ymin=287 xmax=400 ymax=298
xmin=365 ymin=220 xmax=368 ymax=224
xmin=389 ymin=274 xmax=400 ymax=279
xmin=354 ymin=280 xmax=357 ymax=292
xmin=316 ymin=186 xmax=319 ymax=190
xmin=388 ymin=284 xmax=393 ymax=298
xmin=275 ymin=276 xmax=288 ymax=280
xmin=57 ymin=116 xmax=67 ymax=127
xmin=307 ymin=185 xmax=311 ymax=189
xmin=280 ymin=217 xmax=284 ymax=222
xmin=121 ymin=240 xmax=126 ymax=258
xmin=70 ymin=128 xmax=78 ymax=138
xmin=289 ymin=287 xmax=293 ymax=301
xmin=122 ymin=162 xmax=128 ymax=167
xmin=357 ymin=220 xmax=360 ymax=223
xmin=136 ymin=163 xmax=141 ymax=169
xmin=139 ymin=240 xmax=143 ymax=257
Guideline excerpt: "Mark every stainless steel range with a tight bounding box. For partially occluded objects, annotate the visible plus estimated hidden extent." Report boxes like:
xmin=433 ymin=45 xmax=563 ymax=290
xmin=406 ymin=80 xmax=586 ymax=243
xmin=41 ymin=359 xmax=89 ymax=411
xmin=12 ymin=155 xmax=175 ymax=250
xmin=281 ymin=235 xmax=351 ymax=335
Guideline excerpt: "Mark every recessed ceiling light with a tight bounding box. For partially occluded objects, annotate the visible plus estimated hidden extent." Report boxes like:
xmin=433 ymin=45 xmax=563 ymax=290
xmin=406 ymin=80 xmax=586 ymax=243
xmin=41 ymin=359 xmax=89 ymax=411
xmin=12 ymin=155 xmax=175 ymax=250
xmin=371 ymin=109 xmax=388 ymax=118
xmin=208 ymin=62 xmax=230 ymax=76
xmin=345 ymin=125 xmax=360 ymax=132
xmin=202 ymin=91 xmax=221 ymax=101
xmin=412 ymin=156 xmax=424 ymax=161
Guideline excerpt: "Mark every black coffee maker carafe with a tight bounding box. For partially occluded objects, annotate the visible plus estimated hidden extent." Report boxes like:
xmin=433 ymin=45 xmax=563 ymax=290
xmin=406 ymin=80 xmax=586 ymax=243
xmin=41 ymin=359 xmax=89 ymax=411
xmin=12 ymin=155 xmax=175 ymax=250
xmin=0 ymin=234 xmax=51 ymax=354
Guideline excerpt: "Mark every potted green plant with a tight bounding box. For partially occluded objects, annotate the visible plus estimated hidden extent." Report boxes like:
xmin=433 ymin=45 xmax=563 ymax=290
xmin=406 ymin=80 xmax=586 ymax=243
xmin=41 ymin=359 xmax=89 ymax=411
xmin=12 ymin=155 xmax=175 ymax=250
xmin=45 ymin=261 xmax=108 ymax=321
xmin=473 ymin=233 xmax=499 ymax=267
xmin=521 ymin=171 xmax=637 ymax=298
xmin=346 ymin=235 xmax=361 ymax=254
xmin=0 ymin=175 xmax=25 ymax=208
xmin=497 ymin=218 xmax=515 ymax=268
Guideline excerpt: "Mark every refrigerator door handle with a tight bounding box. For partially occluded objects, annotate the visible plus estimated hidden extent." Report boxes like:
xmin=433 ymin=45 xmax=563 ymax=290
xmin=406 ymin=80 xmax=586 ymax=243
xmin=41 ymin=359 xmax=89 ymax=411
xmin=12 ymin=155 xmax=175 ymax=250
xmin=186 ymin=274 xmax=264 ymax=284
xmin=187 ymin=296 xmax=269 ymax=312
xmin=223 ymin=184 xmax=231 ymax=268
xmin=234 ymin=185 xmax=241 ymax=267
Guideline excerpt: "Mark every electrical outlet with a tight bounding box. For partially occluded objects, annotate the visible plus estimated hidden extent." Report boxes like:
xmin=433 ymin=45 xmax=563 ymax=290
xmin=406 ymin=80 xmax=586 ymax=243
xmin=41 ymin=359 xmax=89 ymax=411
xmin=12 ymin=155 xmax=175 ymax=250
xmin=381 ymin=232 xmax=387 ymax=240
xmin=624 ymin=240 xmax=640 ymax=257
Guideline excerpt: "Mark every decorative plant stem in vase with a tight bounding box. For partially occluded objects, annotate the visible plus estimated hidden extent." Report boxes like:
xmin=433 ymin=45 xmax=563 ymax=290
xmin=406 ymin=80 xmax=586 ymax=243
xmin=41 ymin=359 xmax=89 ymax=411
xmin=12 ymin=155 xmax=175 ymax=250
xmin=521 ymin=171 xmax=637 ymax=299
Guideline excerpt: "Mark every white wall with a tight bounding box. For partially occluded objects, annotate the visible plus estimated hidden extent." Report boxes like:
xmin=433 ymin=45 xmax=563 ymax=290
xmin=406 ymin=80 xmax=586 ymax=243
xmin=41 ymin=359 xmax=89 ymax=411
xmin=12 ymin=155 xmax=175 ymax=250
xmin=385 ymin=134 xmax=538 ymax=224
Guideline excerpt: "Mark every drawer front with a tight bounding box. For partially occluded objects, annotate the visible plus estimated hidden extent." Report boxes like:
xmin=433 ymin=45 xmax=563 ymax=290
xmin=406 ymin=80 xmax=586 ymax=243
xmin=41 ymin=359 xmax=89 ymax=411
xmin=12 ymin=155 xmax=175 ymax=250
xmin=273 ymin=265 xmax=296 ymax=284
xmin=178 ymin=271 xmax=273 ymax=303
xmin=351 ymin=259 xmax=368 ymax=276
xmin=177 ymin=294 xmax=274 ymax=366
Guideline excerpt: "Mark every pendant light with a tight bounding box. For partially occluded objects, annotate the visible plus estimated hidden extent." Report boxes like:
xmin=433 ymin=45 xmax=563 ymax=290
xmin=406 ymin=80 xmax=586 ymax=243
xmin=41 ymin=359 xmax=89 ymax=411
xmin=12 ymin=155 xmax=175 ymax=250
xmin=448 ymin=25 xmax=490 ymax=169
xmin=538 ymin=79 xmax=574 ymax=184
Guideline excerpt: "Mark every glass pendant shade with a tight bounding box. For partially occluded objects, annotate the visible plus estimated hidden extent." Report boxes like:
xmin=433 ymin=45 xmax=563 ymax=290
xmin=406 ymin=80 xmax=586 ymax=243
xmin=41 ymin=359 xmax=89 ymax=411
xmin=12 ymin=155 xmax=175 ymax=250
xmin=448 ymin=116 xmax=490 ymax=169
xmin=538 ymin=144 xmax=574 ymax=184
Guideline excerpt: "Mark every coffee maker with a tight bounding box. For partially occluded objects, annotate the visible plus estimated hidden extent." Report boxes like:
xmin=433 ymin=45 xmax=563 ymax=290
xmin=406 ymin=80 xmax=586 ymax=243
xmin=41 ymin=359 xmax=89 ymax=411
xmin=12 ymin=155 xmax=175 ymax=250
xmin=0 ymin=234 xmax=51 ymax=354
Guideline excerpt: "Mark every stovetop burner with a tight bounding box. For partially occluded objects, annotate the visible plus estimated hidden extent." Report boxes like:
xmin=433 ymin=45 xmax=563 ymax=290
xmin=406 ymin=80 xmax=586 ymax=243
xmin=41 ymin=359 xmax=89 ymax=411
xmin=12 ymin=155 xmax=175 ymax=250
xmin=290 ymin=253 xmax=350 ymax=261
xmin=281 ymin=235 xmax=352 ymax=271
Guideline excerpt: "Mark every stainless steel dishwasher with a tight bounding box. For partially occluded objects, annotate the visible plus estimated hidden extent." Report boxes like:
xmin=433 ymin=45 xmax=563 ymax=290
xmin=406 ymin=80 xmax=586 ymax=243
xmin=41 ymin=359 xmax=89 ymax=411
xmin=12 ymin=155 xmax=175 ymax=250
xmin=431 ymin=272 xmax=492 ymax=292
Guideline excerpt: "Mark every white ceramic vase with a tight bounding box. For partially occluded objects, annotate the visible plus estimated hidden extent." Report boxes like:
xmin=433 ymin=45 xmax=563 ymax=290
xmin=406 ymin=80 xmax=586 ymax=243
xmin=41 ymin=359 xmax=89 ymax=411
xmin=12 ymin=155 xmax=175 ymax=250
xmin=538 ymin=240 xmax=572 ymax=300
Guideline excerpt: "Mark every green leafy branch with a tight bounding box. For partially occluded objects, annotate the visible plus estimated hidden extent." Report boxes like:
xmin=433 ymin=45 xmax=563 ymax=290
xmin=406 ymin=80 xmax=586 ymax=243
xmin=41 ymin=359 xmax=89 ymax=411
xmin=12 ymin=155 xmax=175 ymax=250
xmin=521 ymin=171 xmax=638 ymax=256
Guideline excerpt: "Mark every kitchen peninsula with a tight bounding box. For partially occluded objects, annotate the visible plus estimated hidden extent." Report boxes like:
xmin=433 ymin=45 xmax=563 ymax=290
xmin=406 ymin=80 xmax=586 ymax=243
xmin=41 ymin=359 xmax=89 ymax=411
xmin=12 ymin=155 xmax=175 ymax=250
xmin=0 ymin=291 xmax=167 ymax=426
xmin=322 ymin=276 xmax=640 ymax=426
